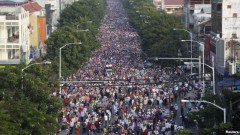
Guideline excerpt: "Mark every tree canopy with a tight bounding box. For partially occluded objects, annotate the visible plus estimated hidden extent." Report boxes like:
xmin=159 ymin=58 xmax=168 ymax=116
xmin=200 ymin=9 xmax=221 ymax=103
xmin=0 ymin=64 xmax=62 ymax=134
xmin=45 ymin=0 xmax=106 ymax=79
xmin=122 ymin=0 xmax=188 ymax=66
xmin=0 ymin=0 xmax=107 ymax=134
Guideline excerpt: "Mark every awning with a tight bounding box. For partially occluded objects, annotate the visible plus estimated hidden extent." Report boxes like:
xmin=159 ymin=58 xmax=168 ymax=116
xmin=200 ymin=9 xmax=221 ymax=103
xmin=218 ymin=78 xmax=240 ymax=87
xmin=197 ymin=19 xmax=211 ymax=26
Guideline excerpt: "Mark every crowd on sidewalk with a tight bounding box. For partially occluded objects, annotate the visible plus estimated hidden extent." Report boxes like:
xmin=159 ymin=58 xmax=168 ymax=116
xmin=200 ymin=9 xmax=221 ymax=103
xmin=55 ymin=0 xmax=201 ymax=134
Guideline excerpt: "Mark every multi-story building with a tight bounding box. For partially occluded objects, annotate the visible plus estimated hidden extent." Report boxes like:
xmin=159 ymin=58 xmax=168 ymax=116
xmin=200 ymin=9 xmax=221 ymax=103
xmin=35 ymin=0 xmax=76 ymax=36
xmin=153 ymin=0 xmax=161 ymax=9
xmin=34 ymin=0 xmax=58 ymax=36
xmin=22 ymin=1 xmax=46 ymax=58
xmin=191 ymin=4 xmax=211 ymax=40
xmin=153 ymin=0 xmax=184 ymax=15
xmin=210 ymin=0 xmax=240 ymax=75
xmin=183 ymin=0 xmax=211 ymax=32
xmin=0 ymin=0 xmax=30 ymax=64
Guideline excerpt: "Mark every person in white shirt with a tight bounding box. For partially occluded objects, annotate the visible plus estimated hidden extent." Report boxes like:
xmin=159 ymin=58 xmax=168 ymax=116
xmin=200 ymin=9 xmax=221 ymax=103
xmin=104 ymin=114 xmax=108 ymax=127
xmin=185 ymin=82 xmax=189 ymax=88
xmin=174 ymin=85 xmax=178 ymax=91
xmin=178 ymin=82 xmax=182 ymax=87
xmin=174 ymin=104 xmax=178 ymax=111
xmin=106 ymin=109 xmax=111 ymax=121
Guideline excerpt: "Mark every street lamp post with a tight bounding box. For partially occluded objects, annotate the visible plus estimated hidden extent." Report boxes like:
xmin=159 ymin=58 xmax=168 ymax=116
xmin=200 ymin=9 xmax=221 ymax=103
xmin=59 ymin=42 xmax=82 ymax=80
xmin=76 ymin=27 xmax=89 ymax=32
xmin=21 ymin=61 xmax=51 ymax=89
xmin=181 ymin=40 xmax=205 ymax=96
xmin=230 ymin=99 xmax=240 ymax=122
xmin=77 ymin=21 xmax=92 ymax=31
xmin=181 ymin=99 xmax=226 ymax=123
xmin=200 ymin=62 xmax=215 ymax=95
xmin=173 ymin=28 xmax=193 ymax=74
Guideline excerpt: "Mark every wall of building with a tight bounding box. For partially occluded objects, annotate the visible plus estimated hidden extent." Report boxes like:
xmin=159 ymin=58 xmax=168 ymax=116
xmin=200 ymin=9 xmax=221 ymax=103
xmin=184 ymin=0 xmax=212 ymax=35
xmin=38 ymin=17 xmax=46 ymax=44
xmin=211 ymin=0 xmax=222 ymax=36
xmin=165 ymin=6 xmax=183 ymax=15
xmin=189 ymin=0 xmax=211 ymax=6
xmin=19 ymin=9 xmax=30 ymax=64
xmin=34 ymin=0 xmax=59 ymax=34
xmin=222 ymin=0 xmax=240 ymax=39
xmin=222 ymin=0 xmax=240 ymax=74
xmin=0 ymin=16 xmax=7 ymax=60
xmin=29 ymin=15 xmax=39 ymax=47
xmin=0 ymin=7 xmax=30 ymax=64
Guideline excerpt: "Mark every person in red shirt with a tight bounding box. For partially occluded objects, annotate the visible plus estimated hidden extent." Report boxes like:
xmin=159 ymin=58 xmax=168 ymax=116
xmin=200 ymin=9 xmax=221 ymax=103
xmin=87 ymin=122 xmax=91 ymax=134
xmin=64 ymin=98 xmax=69 ymax=106
xmin=143 ymin=128 xmax=148 ymax=135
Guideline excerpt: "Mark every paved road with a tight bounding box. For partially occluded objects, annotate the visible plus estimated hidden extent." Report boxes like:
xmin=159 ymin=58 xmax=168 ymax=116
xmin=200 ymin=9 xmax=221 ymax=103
xmin=57 ymin=0 xmax=202 ymax=134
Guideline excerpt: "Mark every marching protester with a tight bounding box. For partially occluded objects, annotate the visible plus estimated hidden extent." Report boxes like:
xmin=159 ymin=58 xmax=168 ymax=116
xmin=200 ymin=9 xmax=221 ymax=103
xmin=56 ymin=0 xmax=200 ymax=134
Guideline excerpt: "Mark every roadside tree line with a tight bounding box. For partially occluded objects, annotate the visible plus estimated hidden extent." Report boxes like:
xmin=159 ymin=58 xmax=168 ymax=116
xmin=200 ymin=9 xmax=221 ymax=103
xmin=122 ymin=0 xmax=238 ymax=134
xmin=45 ymin=0 xmax=106 ymax=79
xmin=122 ymin=0 xmax=187 ymax=66
xmin=0 ymin=0 xmax=106 ymax=134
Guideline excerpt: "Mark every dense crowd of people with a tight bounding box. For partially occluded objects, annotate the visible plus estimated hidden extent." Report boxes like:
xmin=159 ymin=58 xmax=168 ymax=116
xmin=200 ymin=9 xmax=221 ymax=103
xmin=56 ymin=0 xmax=201 ymax=134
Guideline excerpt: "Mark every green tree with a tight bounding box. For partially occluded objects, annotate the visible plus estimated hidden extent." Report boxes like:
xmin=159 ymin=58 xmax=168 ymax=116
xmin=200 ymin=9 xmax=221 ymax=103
xmin=216 ymin=122 xmax=232 ymax=135
xmin=122 ymin=0 xmax=185 ymax=66
xmin=176 ymin=129 xmax=192 ymax=135
xmin=45 ymin=0 xmax=106 ymax=79
xmin=0 ymin=101 xmax=12 ymax=134
xmin=199 ymin=128 xmax=212 ymax=135
xmin=0 ymin=65 xmax=62 ymax=134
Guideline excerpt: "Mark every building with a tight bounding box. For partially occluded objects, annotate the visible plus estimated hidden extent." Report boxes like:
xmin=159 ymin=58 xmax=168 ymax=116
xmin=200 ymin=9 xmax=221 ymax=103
xmin=153 ymin=0 xmax=161 ymax=9
xmin=183 ymin=0 xmax=211 ymax=30
xmin=0 ymin=0 xmax=30 ymax=64
xmin=22 ymin=1 xmax=46 ymax=58
xmin=191 ymin=4 xmax=211 ymax=40
xmin=164 ymin=0 xmax=184 ymax=15
xmin=35 ymin=0 xmax=76 ymax=36
xmin=34 ymin=0 xmax=58 ymax=37
xmin=153 ymin=0 xmax=184 ymax=15
xmin=210 ymin=0 xmax=240 ymax=75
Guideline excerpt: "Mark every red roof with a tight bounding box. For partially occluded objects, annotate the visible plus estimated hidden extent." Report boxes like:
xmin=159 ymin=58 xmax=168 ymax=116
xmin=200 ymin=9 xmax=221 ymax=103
xmin=165 ymin=0 xmax=184 ymax=5
xmin=22 ymin=2 xmax=42 ymax=13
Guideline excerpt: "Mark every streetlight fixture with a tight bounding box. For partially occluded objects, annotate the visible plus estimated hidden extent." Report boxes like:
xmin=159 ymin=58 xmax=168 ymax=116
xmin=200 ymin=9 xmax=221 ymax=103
xmin=21 ymin=61 xmax=52 ymax=89
xmin=140 ymin=15 xmax=150 ymax=18
xmin=59 ymin=42 xmax=82 ymax=80
xmin=181 ymin=40 xmax=205 ymax=96
xmin=77 ymin=27 xmax=89 ymax=32
xmin=181 ymin=99 xmax=226 ymax=123
xmin=230 ymin=99 xmax=240 ymax=122
xmin=173 ymin=28 xmax=193 ymax=74
xmin=201 ymin=62 xmax=215 ymax=95
xmin=77 ymin=21 xmax=92 ymax=31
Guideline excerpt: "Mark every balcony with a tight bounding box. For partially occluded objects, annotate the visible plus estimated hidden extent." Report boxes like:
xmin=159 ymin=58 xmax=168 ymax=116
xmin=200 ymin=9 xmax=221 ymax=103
xmin=48 ymin=0 xmax=57 ymax=10
xmin=7 ymin=37 xmax=19 ymax=43
xmin=0 ymin=38 xmax=19 ymax=44
xmin=0 ymin=59 xmax=20 ymax=64
xmin=212 ymin=0 xmax=222 ymax=3
xmin=6 ymin=15 xmax=19 ymax=20
xmin=8 ymin=36 xmax=19 ymax=43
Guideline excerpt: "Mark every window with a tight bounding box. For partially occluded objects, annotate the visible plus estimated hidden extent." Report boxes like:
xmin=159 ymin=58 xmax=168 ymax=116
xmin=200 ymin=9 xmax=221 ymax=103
xmin=233 ymin=13 xmax=238 ymax=17
xmin=232 ymin=33 xmax=237 ymax=38
xmin=227 ymin=5 xmax=231 ymax=8
xmin=217 ymin=4 xmax=222 ymax=11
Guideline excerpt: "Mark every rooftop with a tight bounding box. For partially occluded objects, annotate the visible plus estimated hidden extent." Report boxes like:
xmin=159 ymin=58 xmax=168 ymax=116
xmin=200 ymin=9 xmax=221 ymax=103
xmin=22 ymin=2 xmax=42 ymax=13
xmin=165 ymin=0 xmax=184 ymax=5
xmin=0 ymin=6 xmax=21 ymax=20
xmin=0 ymin=0 xmax=27 ymax=6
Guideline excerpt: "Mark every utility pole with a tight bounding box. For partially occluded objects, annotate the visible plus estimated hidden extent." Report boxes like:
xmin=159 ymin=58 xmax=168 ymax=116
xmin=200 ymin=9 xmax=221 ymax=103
xmin=59 ymin=0 xmax=62 ymax=22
